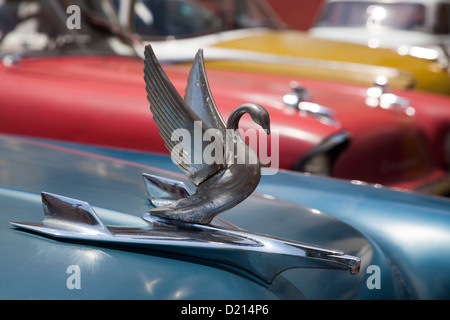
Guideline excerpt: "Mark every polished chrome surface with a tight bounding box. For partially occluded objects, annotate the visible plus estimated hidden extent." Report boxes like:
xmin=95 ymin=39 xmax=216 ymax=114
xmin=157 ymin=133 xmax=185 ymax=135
xmin=282 ymin=82 xmax=312 ymax=108
xmin=144 ymin=44 xmax=270 ymax=224
xmin=283 ymin=82 xmax=338 ymax=126
xmin=365 ymin=76 xmax=416 ymax=116
xmin=11 ymin=192 xmax=361 ymax=282
xmin=143 ymin=173 xmax=192 ymax=207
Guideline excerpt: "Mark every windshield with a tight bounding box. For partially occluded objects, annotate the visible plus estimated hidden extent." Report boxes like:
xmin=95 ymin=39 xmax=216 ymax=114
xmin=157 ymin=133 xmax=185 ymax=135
xmin=125 ymin=0 xmax=284 ymax=39
xmin=316 ymin=1 xmax=427 ymax=32
xmin=0 ymin=0 xmax=137 ymax=57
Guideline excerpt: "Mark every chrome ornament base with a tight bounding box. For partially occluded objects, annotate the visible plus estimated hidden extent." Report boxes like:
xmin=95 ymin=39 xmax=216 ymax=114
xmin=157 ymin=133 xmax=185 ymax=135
xmin=11 ymin=191 xmax=360 ymax=283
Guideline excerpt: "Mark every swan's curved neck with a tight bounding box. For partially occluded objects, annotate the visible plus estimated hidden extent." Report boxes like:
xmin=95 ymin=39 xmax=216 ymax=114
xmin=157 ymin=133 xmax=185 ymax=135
xmin=227 ymin=103 xmax=263 ymax=131
xmin=227 ymin=103 xmax=250 ymax=131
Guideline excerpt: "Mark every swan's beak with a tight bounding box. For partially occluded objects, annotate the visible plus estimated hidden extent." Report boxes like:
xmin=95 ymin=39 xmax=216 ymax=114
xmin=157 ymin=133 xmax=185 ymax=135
xmin=262 ymin=116 xmax=271 ymax=135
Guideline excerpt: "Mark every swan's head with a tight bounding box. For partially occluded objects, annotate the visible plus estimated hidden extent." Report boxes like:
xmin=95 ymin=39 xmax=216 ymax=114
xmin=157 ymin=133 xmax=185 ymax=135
xmin=251 ymin=104 xmax=271 ymax=135
xmin=227 ymin=103 xmax=271 ymax=135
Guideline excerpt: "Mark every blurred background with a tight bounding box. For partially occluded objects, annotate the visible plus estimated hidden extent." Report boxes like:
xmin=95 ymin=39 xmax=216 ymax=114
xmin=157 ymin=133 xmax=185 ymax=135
xmin=1 ymin=0 xmax=449 ymax=196
xmin=266 ymin=0 xmax=324 ymax=30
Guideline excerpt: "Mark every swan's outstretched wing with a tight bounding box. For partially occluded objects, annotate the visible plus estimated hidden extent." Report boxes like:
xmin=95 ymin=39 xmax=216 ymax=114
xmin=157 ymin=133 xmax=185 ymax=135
xmin=144 ymin=45 xmax=225 ymax=186
xmin=184 ymin=49 xmax=227 ymax=134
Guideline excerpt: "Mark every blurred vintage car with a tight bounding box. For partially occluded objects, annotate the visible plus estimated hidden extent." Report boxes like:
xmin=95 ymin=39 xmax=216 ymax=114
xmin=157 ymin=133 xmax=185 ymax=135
xmin=0 ymin=0 xmax=449 ymax=195
xmin=117 ymin=0 xmax=450 ymax=95
xmin=1 ymin=133 xmax=449 ymax=300
xmin=310 ymin=0 xmax=450 ymax=66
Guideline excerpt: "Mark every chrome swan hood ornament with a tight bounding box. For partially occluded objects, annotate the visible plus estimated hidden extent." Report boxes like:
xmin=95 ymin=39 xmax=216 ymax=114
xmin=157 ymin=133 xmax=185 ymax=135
xmin=10 ymin=45 xmax=361 ymax=283
xmin=144 ymin=45 xmax=269 ymax=224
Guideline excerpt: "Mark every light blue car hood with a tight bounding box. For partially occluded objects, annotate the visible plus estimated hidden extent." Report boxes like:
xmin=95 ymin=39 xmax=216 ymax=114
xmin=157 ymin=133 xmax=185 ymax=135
xmin=0 ymin=134 xmax=436 ymax=299
xmin=258 ymin=169 xmax=450 ymax=299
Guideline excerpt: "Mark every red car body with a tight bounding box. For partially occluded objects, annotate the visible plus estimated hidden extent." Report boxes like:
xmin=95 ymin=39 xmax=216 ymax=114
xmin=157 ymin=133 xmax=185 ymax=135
xmin=0 ymin=0 xmax=448 ymax=195
xmin=312 ymin=80 xmax=450 ymax=192
xmin=0 ymin=54 xmax=448 ymax=194
xmin=0 ymin=55 xmax=342 ymax=172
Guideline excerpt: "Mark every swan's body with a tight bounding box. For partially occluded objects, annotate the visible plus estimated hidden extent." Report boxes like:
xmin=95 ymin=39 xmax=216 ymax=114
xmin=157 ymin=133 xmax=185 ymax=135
xmin=144 ymin=45 xmax=270 ymax=224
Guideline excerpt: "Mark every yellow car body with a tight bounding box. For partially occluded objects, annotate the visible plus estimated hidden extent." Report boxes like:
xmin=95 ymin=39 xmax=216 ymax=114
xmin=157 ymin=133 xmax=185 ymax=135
xmin=120 ymin=0 xmax=450 ymax=95
xmin=209 ymin=29 xmax=450 ymax=95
